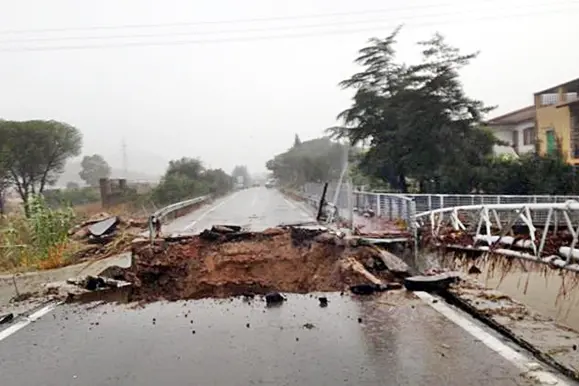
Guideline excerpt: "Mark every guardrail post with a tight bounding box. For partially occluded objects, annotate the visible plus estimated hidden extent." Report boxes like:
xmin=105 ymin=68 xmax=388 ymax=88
xmin=376 ymin=194 xmax=381 ymax=217
xmin=148 ymin=215 xmax=155 ymax=246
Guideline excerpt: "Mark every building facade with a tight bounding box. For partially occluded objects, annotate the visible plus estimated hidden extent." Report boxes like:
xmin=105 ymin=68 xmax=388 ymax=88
xmin=534 ymin=78 xmax=579 ymax=164
xmin=487 ymin=105 xmax=536 ymax=156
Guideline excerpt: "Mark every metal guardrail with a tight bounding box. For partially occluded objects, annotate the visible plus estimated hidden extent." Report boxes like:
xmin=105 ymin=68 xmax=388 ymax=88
xmin=148 ymin=195 xmax=210 ymax=242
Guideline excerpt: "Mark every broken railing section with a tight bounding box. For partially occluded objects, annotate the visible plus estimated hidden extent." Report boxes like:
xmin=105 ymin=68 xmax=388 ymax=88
xmin=298 ymin=182 xmax=417 ymax=240
xmin=416 ymin=201 xmax=579 ymax=272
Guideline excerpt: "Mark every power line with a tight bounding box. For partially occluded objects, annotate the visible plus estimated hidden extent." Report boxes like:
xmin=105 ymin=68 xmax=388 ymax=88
xmin=0 ymin=0 xmax=561 ymax=36
xmin=0 ymin=1 xmax=574 ymax=45
xmin=0 ymin=5 xmax=575 ymax=53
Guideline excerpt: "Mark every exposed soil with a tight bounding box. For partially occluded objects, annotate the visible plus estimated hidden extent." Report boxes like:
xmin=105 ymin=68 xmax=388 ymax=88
xmin=115 ymin=227 xmax=400 ymax=302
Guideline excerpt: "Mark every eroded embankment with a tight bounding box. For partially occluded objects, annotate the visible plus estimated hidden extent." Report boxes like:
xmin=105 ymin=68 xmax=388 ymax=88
xmin=113 ymin=227 xmax=400 ymax=302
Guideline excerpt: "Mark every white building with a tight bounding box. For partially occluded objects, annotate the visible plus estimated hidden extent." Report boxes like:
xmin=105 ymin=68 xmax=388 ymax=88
xmin=487 ymin=105 xmax=536 ymax=157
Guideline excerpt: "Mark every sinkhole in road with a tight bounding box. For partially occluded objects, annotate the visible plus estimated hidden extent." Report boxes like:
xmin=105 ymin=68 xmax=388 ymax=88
xmin=98 ymin=227 xmax=403 ymax=303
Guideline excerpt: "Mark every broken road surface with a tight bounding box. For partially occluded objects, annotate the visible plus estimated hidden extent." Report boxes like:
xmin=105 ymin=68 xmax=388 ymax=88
xmin=0 ymin=187 xmax=571 ymax=385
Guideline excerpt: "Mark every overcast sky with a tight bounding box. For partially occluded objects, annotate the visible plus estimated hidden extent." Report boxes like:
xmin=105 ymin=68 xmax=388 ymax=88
xmin=0 ymin=0 xmax=577 ymax=176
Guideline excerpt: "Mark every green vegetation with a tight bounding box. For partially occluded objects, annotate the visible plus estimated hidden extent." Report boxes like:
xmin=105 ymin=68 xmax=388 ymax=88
xmin=79 ymin=154 xmax=111 ymax=186
xmin=266 ymin=137 xmax=346 ymax=187
xmin=0 ymin=120 xmax=82 ymax=214
xmin=0 ymin=195 xmax=75 ymax=271
xmin=232 ymin=165 xmax=251 ymax=186
xmin=42 ymin=186 xmax=101 ymax=208
xmin=152 ymin=157 xmax=233 ymax=205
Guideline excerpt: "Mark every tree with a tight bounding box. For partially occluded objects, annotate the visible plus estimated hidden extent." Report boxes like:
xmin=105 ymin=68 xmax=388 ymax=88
xmin=329 ymin=27 xmax=495 ymax=193
xmin=79 ymin=154 xmax=111 ymax=186
xmin=152 ymin=158 xmax=234 ymax=205
xmin=293 ymin=134 xmax=302 ymax=148
xmin=0 ymin=120 xmax=82 ymax=214
xmin=66 ymin=181 xmax=80 ymax=190
xmin=266 ymin=137 xmax=347 ymax=186
xmin=0 ymin=161 xmax=9 ymax=215
xmin=202 ymin=169 xmax=233 ymax=195
xmin=231 ymin=165 xmax=251 ymax=185
xmin=166 ymin=157 xmax=204 ymax=180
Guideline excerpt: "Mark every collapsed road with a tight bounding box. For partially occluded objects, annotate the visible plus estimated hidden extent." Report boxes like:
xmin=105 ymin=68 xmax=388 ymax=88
xmin=0 ymin=187 xmax=573 ymax=386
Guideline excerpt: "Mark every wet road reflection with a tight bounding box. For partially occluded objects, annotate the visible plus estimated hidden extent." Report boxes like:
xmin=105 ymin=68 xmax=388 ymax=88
xmin=0 ymin=292 xmax=539 ymax=385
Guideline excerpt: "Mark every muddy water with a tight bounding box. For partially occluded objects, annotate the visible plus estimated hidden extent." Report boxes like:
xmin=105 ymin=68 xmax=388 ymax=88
xmin=481 ymin=268 xmax=579 ymax=330
xmin=421 ymin=251 xmax=579 ymax=331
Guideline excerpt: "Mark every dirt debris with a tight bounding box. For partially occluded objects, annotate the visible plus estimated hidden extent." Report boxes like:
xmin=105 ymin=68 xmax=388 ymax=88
xmin=113 ymin=226 xmax=403 ymax=303
xmin=67 ymin=212 xmax=147 ymax=263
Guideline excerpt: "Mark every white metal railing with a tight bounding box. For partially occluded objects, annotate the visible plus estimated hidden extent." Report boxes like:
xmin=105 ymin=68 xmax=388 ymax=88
xmin=301 ymin=182 xmax=579 ymax=229
xmin=416 ymin=201 xmax=579 ymax=272
xmin=301 ymin=182 xmax=416 ymax=231
xmin=407 ymin=193 xmax=579 ymax=225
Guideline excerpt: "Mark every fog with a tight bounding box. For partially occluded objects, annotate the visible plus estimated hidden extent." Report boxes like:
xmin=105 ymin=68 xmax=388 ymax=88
xmin=0 ymin=0 xmax=577 ymax=178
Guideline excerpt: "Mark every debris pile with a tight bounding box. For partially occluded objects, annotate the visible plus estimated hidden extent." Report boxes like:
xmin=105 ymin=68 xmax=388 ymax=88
xmin=68 ymin=212 xmax=147 ymax=262
xmin=115 ymin=226 xmax=406 ymax=302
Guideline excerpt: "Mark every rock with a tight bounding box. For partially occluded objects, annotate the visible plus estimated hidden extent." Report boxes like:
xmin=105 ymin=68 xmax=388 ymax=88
xmin=468 ymin=265 xmax=482 ymax=275
xmin=375 ymin=248 xmax=410 ymax=276
xmin=318 ymin=297 xmax=328 ymax=307
xmin=403 ymin=272 xmax=461 ymax=292
xmin=85 ymin=276 xmax=106 ymax=291
xmin=262 ymin=228 xmax=285 ymax=236
xmin=0 ymin=313 xmax=14 ymax=324
xmin=211 ymin=225 xmax=237 ymax=234
xmin=265 ymin=292 xmax=286 ymax=306
xmin=386 ymin=282 xmax=403 ymax=290
xmin=350 ymin=284 xmax=379 ymax=295
xmin=88 ymin=216 xmax=119 ymax=237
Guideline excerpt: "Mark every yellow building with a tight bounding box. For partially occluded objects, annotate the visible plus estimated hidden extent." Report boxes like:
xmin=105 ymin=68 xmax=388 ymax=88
xmin=534 ymin=78 xmax=579 ymax=164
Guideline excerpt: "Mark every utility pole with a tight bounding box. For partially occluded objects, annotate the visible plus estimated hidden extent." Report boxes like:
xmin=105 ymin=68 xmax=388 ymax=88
xmin=121 ymin=138 xmax=128 ymax=178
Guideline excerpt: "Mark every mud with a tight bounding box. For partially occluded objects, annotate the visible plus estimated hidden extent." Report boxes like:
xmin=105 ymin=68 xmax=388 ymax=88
xmin=115 ymin=227 xmax=400 ymax=303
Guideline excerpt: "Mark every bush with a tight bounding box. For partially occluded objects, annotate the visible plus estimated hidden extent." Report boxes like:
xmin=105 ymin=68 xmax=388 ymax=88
xmin=42 ymin=186 xmax=100 ymax=208
xmin=0 ymin=195 xmax=75 ymax=271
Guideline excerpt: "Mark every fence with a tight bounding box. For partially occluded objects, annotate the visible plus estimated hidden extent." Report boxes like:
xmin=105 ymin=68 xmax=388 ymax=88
xmin=300 ymin=183 xmax=579 ymax=230
xmin=301 ymin=183 xmax=416 ymax=233
xmin=407 ymin=194 xmax=579 ymax=214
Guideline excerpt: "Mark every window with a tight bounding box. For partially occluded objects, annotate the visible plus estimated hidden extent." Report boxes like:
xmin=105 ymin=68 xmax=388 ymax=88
xmin=546 ymin=129 xmax=556 ymax=155
xmin=523 ymin=127 xmax=535 ymax=145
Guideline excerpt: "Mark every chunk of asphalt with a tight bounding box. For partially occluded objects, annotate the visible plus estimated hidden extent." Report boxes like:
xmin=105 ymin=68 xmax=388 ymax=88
xmin=265 ymin=292 xmax=286 ymax=307
xmin=88 ymin=216 xmax=119 ymax=237
xmin=403 ymin=272 xmax=460 ymax=292
xmin=85 ymin=276 xmax=106 ymax=291
xmin=0 ymin=313 xmax=14 ymax=325
xmin=350 ymin=284 xmax=380 ymax=295
xmin=318 ymin=297 xmax=328 ymax=307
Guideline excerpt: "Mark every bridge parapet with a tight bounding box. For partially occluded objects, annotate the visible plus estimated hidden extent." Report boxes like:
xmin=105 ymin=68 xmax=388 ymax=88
xmin=416 ymin=201 xmax=579 ymax=272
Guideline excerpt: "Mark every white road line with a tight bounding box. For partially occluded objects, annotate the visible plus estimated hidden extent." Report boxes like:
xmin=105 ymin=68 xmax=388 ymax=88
xmin=414 ymin=291 xmax=570 ymax=385
xmin=183 ymin=191 xmax=241 ymax=231
xmin=250 ymin=190 xmax=259 ymax=208
xmin=0 ymin=301 xmax=62 ymax=343
xmin=282 ymin=197 xmax=313 ymax=219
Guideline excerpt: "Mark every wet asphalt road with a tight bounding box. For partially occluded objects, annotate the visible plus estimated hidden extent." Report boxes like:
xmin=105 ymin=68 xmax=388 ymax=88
xmin=0 ymin=293 xmax=543 ymax=385
xmin=164 ymin=186 xmax=315 ymax=234
xmin=0 ymin=188 xmax=565 ymax=385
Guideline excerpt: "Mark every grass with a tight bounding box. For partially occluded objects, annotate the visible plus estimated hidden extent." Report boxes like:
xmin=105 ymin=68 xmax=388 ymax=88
xmin=0 ymin=196 xmax=75 ymax=272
